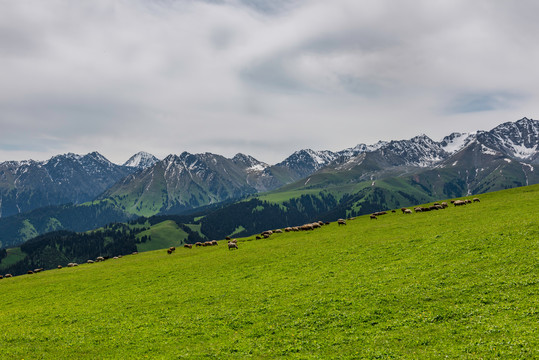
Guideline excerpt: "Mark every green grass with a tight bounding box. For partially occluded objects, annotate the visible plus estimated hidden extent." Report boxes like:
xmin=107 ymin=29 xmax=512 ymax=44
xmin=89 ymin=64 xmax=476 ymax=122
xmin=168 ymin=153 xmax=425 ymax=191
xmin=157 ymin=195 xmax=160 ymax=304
xmin=0 ymin=247 xmax=27 ymax=269
xmin=1 ymin=185 xmax=538 ymax=358
xmin=135 ymin=220 xmax=189 ymax=252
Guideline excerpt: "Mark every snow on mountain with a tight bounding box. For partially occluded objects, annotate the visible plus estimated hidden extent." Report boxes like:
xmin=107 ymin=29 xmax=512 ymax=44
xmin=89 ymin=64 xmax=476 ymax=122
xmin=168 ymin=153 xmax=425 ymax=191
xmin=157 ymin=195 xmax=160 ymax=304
xmin=475 ymin=117 xmax=539 ymax=163
xmin=373 ymin=134 xmax=447 ymax=167
xmin=440 ymin=132 xmax=475 ymax=154
xmin=0 ymin=152 xmax=136 ymax=218
xmin=338 ymin=141 xmax=388 ymax=158
xmin=278 ymin=149 xmax=337 ymax=170
xmin=123 ymin=152 xmax=159 ymax=169
xmin=232 ymin=153 xmax=269 ymax=172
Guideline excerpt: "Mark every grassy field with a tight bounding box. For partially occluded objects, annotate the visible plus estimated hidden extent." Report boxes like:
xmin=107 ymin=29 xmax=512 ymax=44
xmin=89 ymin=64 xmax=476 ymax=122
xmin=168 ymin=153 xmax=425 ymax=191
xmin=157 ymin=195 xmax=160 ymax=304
xmin=0 ymin=185 xmax=538 ymax=359
xmin=135 ymin=220 xmax=190 ymax=252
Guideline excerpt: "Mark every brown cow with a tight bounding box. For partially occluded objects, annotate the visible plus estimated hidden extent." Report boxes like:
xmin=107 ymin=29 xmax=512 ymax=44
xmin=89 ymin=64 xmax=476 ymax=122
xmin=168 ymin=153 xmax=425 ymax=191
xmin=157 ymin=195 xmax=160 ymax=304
xmin=5 ymin=274 xmax=12 ymax=278
xmin=167 ymin=249 xmax=173 ymax=254
xmin=337 ymin=219 xmax=346 ymax=226
xmin=454 ymin=200 xmax=466 ymax=206
xmin=184 ymin=244 xmax=193 ymax=249
xmin=370 ymin=214 xmax=377 ymax=220
xmin=195 ymin=242 xmax=203 ymax=247
xmin=228 ymin=242 xmax=238 ymax=250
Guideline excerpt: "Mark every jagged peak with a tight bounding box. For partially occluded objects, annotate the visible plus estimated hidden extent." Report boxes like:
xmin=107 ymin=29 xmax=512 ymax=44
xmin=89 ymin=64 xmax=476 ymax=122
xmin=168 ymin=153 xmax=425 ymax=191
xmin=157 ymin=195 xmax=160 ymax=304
xmin=83 ymin=151 xmax=110 ymax=163
xmin=232 ymin=153 xmax=269 ymax=168
xmin=123 ymin=151 xmax=159 ymax=169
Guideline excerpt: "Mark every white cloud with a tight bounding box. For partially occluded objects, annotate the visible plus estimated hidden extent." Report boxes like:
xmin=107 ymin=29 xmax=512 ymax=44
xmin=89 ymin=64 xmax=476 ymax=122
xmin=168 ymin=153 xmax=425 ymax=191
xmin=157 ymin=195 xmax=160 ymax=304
xmin=0 ymin=0 xmax=538 ymax=164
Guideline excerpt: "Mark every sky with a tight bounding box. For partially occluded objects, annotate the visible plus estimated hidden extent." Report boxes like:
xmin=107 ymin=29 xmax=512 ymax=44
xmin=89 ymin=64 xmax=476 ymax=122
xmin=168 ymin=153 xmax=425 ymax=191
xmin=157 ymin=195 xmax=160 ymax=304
xmin=1 ymin=0 xmax=538 ymax=165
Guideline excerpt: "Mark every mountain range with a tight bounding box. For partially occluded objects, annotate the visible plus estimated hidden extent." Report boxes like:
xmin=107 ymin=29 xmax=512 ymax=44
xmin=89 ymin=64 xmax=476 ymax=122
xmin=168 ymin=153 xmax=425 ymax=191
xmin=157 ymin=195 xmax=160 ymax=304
xmin=0 ymin=117 xmax=537 ymax=248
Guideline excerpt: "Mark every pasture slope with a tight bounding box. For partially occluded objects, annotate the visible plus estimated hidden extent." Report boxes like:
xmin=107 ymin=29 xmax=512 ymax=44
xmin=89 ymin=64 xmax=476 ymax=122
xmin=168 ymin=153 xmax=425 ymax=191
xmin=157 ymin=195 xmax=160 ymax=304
xmin=0 ymin=184 xmax=538 ymax=359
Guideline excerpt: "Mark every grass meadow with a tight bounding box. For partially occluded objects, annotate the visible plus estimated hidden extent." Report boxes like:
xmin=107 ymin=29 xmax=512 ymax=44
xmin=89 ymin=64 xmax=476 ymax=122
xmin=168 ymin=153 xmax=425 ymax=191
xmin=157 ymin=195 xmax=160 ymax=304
xmin=0 ymin=185 xmax=538 ymax=359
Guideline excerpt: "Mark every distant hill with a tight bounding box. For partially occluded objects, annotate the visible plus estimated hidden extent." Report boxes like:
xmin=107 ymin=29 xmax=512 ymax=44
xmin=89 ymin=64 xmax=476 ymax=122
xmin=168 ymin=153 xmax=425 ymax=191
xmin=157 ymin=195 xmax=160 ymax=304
xmin=0 ymin=117 xmax=537 ymax=247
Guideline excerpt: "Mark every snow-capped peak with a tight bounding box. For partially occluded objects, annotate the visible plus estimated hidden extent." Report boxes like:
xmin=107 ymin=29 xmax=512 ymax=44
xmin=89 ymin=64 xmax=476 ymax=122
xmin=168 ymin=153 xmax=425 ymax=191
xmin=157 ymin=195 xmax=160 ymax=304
xmin=232 ymin=153 xmax=269 ymax=172
xmin=123 ymin=152 xmax=159 ymax=169
xmin=440 ymin=132 xmax=474 ymax=154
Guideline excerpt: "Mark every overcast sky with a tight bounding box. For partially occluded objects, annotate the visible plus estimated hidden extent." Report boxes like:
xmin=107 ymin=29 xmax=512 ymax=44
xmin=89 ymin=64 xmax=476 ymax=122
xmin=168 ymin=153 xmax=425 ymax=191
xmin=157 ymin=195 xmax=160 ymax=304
xmin=1 ymin=0 xmax=538 ymax=165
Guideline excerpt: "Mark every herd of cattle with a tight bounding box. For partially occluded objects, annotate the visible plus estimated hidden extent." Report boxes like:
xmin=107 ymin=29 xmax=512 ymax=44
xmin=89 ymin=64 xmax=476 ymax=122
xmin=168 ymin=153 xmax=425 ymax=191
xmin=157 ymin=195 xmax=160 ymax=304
xmin=1 ymin=197 xmax=480 ymax=279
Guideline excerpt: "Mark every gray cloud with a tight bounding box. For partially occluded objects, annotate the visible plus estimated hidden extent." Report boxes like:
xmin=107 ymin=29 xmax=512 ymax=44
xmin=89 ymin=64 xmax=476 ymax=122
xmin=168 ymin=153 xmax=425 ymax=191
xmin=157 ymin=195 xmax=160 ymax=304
xmin=1 ymin=0 xmax=538 ymax=164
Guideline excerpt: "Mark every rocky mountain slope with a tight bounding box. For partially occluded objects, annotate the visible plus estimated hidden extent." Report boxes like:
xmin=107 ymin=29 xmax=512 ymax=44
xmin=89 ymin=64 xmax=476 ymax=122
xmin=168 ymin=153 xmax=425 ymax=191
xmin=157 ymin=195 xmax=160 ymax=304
xmin=0 ymin=117 xmax=537 ymax=247
xmin=0 ymin=152 xmax=141 ymax=218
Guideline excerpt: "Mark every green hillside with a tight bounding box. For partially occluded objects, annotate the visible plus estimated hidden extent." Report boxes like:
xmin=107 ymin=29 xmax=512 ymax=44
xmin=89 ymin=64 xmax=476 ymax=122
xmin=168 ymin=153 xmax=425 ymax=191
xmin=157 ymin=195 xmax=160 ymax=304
xmin=1 ymin=184 xmax=538 ymax=358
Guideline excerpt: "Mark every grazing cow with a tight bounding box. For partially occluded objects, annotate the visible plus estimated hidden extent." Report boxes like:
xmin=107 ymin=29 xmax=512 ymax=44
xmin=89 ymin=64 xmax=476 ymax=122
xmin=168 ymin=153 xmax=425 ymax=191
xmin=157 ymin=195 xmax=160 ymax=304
xmin=0 ymin=275 xmax=3 ymax=279
xmin=228 ymin=241 xmax=238 ymax=250
xmin=454 ymin=200 xmax=466 ymax=206
xmin=400 ymin=208 xmax=408 ymax=214
xmin=169 ymin=247 xmax=176 ymax=252
xmin=450 ymin=200 xmax=455 ymax=204
xmin=195 ymin=242 xmax=203 ymax=247
xmin=225 ymin=236 xmax=231 ymax=240
xmin=391 ymin=210 xmax=396 ymax=213
xmin=184 ymin=244 xmax=193 ymax=249
xmin=414 ymin=207 xmax=423 ymax=213
xmin=473 ymin=198 xmax=480 ymax=202
xmin=5 ymin=274 xmax=13 ymax=278
xmin=27 ymin=270 xmax=34 ymax=274
xmin=370 ymin=214 xmax=377 ymax=220
xmin=96 ymin=256 xmax=105 ymax=262
xmin=57 ymin=265 xmax=63 ymax=269
xmin=465 ymin=199 xmax=472 ymax=204
xmin=256 ymin=236 xmax=261 ymax=240
xmin=337 ymin=219 xmax=347 ymax=226
xmin=87 ymin=260 xmax=94 ymax=264
xmin=441 ymin=202 xmax=448 ymax=208
xmin=211 ymin=240 xmax=218 ymax=246
xmin=403 ymin=209 xmax=412 ymax=214
xmin=132 ymin=252 xmax=138 ymax=255
xmin=167 ymin=249 xmax=173 ymax=254
xmin=275 ymin=229 xmax=283 ymax=233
